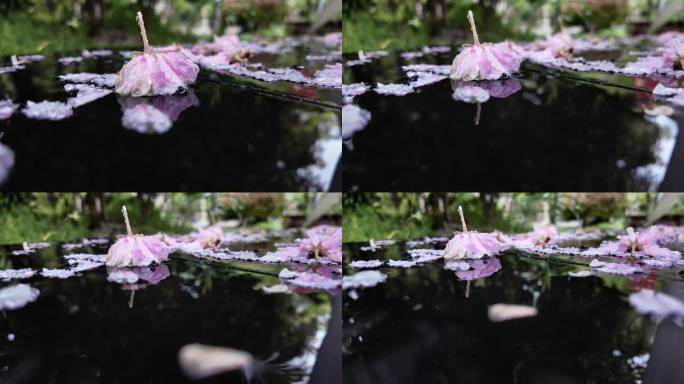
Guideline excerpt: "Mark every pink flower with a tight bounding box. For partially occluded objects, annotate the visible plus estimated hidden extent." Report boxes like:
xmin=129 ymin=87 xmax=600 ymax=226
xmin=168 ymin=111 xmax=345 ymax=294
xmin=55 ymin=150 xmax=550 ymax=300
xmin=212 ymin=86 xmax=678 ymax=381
xmin=115 ymin=12 xmax=199 ymax=96
xmin=298 ymin=225 xmax=342 ymax=263
xmin=450 ymin=11 xmax=520 ymax=81
xmin=180 ymin=225 xmax=224 ymax=249
xmin=106 ymin=206 xmax=170 ymax=267
xmin=660 ymin=37 xmax=684 ymax=70
xmin=443 ymin=206 xmax=507 ymax=259
xmin=616 ymin=227 xmax=657 ymax=253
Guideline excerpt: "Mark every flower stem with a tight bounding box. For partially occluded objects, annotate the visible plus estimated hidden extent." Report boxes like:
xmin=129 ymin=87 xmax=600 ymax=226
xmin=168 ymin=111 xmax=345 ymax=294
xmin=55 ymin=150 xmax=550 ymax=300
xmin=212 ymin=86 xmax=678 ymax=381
xmin=122 ymin=206 xmax=133 ymax=236
xmin=458 ymin=205 xmax=468 ymax=233
xmin=467 ymin=10 xmax=480 ymax=45
xmin=136 ymin=11 xmax=150 ymax=53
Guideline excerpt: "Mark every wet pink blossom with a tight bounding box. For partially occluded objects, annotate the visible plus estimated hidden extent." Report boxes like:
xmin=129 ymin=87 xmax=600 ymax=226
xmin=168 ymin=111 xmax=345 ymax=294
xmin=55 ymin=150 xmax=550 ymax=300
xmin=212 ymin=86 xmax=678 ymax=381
xmin=536 ymin=32 xmax=574 ymax=58
xmin=443 ymin=206 xmax=507 ymax=260
xmin=450 ymin=11 xmax=521 ymax=81
xmin=623 ymin=56 xmax=670 ymax=75
xmin=298 ymin=225 xmax=342 ymax=263
xmin=106 ymin=206 xmax=170 ymax=267
xmin=180 ymin=225 xmax=224 ymax=249
xmin=115 ymin=12 xmax=199 ymax=97
xmin=660 ymin=37 xmax=684 ymax=70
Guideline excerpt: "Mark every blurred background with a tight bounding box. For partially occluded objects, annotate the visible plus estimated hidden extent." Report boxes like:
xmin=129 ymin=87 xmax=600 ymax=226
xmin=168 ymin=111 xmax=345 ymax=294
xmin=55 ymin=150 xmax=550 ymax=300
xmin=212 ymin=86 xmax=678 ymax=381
xmin=343 ymin=192 xmax=684 ymax=242
xmin=0 ymin=0 xmax=342 ymax=56
xmin=0 ymin=192 xmax=341 ymax=244
xmin=343 ymin=0 xmax=684 ymax=52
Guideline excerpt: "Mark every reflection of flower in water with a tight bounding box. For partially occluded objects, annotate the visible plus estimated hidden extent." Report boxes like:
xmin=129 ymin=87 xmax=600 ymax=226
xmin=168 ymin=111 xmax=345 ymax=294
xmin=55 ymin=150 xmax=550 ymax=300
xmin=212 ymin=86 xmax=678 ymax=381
xmin=451 ymin=78 xmax=521 ymax=125
xmin=118 ymin=91 xmax=198 ymax=134
xmin=455 ymin=257 xmax=502 ymax=298
xmin=108 ymin=264 xmax=171 ymax=308
xmin=0 ymin=142 xmax=15 ymax=186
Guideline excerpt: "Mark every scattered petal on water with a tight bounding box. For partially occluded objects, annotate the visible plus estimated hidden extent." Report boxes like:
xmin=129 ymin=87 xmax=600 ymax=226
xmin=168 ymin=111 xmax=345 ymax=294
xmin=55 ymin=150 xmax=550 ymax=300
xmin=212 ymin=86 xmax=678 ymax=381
xmin=58 ymin=56 xmax=83 ymax=65
xmin=348 ymin=260 xmax=384 ymax=269
xmin=179 ymin=344 xmax=254 ymax=380
xmin=0 ymin=268 xmax=35 ymax=281
xmin=59 ymin=73 xmax=118 ymax=88
xmin=387 ymin=259 xmax=417 ymax=268
xmin=0 ymin=284 xmax=39 ymax=311
xmin=40 ymin=268 xmax=76 ymax=279
xmin=262 ymin=284 xmax=289 ymax=294
xmin=568 ymin=270 xmax=593 ymax=277
xmin=65 ymin=84 xmax=113 ymax=108
xmin=81 ymin=49 xmax=113 ymax=58
xmin=406 ymin=71 xmax=447 ymax=88
xmin=488 ymin=303 xmax=538 ymax=322
xmin=342 ymin=270 xmax=387 ymax=289
xmin=22 ymin=101 xmax=73 ymax=121
xmin=652 ymin=83 xmax=684 ymax=96
xmin=375 ymin=83 xmax=414 ymax=96
xmin=342 ymin=83 xmax=370 ymax=103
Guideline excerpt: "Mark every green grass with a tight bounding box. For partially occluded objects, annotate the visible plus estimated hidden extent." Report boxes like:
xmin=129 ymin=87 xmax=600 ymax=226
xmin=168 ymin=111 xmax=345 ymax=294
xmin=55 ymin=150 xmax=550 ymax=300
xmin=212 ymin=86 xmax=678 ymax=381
xmin=0 ymin=12 xmax=90 ymax=56
xmin=343 ymin=12 xmax=431 ymax=52
xmin=0 ymin=205 xmax=90 ymax=244
xmin=343 ymin=204 xmax=433 ymax=243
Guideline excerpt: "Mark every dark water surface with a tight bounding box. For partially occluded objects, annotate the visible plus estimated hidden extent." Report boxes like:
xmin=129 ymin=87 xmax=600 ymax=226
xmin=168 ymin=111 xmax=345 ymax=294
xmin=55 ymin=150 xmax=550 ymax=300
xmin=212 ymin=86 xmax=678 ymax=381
xmin=0 ymin=237 xmax=339 ymax=384
xmin=343 ymin=240 xmax=684 ymax=384
xmin=343 ymin=48 xmax=684 ymax=191
xmin=0 ymin=40 xmax=341 ymax=191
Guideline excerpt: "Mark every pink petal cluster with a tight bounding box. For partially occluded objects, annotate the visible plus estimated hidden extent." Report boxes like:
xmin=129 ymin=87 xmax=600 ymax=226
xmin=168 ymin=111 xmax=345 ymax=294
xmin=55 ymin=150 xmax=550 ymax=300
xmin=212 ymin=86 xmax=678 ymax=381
xmin=298 ymin=225 xmax=342 ymax=263
xmin=107 ymin=234 xmax=170 ymax=267
xmin=443 ymin=206 xmax=507 ymax=259
xmin=106 ymin=206 xmax=170 ymax=267
xmin=450 ymin=11 xmax=521 ymax=81
xmin=180 ymin=225 xmax=224 ymax=249
xmin=115 ymin=12 xmax=199 ymax=97
xmin=660 ymin=37 xmax=684 ymax=70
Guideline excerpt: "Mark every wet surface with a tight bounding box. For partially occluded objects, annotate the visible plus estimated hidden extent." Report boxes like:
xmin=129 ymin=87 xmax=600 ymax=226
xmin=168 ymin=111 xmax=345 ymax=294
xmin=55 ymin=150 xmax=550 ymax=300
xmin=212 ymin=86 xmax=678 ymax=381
xmin=342 ymin=239 xmax=684 ymax=384
xmin=342 ymin=46 xmax=684 ymax=191
xmin=0 ymin=235 xmax=339 ymax=384
xmin=0 ymin=38 xmax=342 ymax=191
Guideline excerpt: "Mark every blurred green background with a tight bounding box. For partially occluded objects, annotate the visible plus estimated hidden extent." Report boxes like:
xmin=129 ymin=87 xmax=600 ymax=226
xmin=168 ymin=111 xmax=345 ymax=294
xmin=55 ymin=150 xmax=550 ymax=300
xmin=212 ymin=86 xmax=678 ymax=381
xmin=0 ymin=0 xmax=342 ymax=56
xmin=0 ymin=193 xmax=341 ymax=243
xmin=343 ymin=193 xmax=684 ymax=242
xmin=342 ymin=0 xmax=684 ymax=52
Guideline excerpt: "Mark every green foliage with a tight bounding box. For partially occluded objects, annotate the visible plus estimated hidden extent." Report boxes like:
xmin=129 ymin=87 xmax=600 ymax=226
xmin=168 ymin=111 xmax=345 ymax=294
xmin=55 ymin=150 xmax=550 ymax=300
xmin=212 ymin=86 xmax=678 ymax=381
xmin=0 ymin=11 xmax=90 ymax=56
xmin=343 ymin=11 xmax=430 ymax=52
xmin=343 ymin=202 xmax=433 ymax=243
xmin=0 ymin=197 xmax=90 ymax=244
